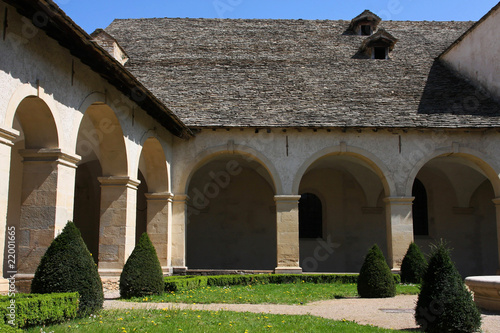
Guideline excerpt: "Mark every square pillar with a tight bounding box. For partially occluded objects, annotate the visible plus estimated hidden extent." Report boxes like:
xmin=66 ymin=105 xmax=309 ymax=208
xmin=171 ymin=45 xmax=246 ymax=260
xmin=274 ymin=195 xmax=302 ymax=274
xmin=384 ymin=197 xmax=415 ymax=270
xmin=492 ymin=198 xmax=500 ymax=275
xmin=171 ymin=194 xmax=188 ymax=273
xmin=17 ymin=149 xmax=80 ymax=278
xmin=145 ymin=192 xmax=173 ymax=275
xmin=0 ymin=126 xmax=19 ymax=292
xmin=97 ymin=176 xmax=139 ymax=278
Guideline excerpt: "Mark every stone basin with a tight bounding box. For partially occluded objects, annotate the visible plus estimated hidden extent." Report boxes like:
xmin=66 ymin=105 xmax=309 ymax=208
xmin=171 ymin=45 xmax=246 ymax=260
xmin=465 ymin=276 xmax=500 ymax=312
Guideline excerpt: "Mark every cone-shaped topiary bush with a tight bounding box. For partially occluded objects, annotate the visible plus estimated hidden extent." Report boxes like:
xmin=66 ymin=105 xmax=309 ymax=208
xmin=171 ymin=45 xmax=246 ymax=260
xmin=31 ymin=221 xmax=103 ymax=316
xmin=119 ymin=232 xmax=164 ymax=299
xmin=357 ymin=244 xmax=396 ymax=298
xmin=401 ymin=242 xmax=427 ymax=284
xmin=415 ymin=241 xmax=481 ymax=333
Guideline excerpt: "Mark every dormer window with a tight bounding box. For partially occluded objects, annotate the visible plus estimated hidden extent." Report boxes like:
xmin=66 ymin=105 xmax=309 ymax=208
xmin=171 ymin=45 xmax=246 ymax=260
xmin=373 ymin=46 xmax=387 ymax=59
xmin=360 ymin=24 xmax=372 ymax=36
xmin=359 ymin=28 xmax=398 ymax=60
xmin=348 ymin=10 xmax=381 ymax=35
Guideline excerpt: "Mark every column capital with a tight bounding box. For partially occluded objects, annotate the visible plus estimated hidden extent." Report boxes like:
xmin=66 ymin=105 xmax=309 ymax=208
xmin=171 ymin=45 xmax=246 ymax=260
xmin=19 ymin=148 xmax=81 ymax=168
xmin=98 ymin=176 xmax=140 ymax=190
xmin=0 ymin=125 xmax=20 ymax=147
xmin=384 ymin=196 xmax=415 ymax=205
xmin=172 ymin=194 xmax=190 ymax=203
xmin=492 ymin=198 xmax=500 ymax=205
xmin=274 ymin=195 xmax=301 ymax=203
xmin=145 ymin=192 xmax=174 ymax=201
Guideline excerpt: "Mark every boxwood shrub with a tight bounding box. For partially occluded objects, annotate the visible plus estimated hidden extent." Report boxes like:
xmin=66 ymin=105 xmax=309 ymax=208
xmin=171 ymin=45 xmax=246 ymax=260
xmin=164 ymin=273 xmax=400 ymax=292
xmin=30 ymin=221 xmax=103 ymax=316
xmin=0 ymin=292 xmax=78 ymax=329
xmin=415 ymin=242 xmax=481 ymax=332
xmin=357 ymin=244 xmax=396 ymax=298
xmin=120 ymin=233 xmax=164 ymax=298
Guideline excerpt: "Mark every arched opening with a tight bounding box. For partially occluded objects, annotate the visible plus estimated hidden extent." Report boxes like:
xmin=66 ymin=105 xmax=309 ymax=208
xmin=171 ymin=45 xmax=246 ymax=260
xmin=5 ymin=96 xmax=60 ymax=276
xmin=299 ymin=193 xmax=323 ymax=239
xmin=73 ymin=103 xmax=128 ymax=266
xmin=136 ymin=137 xmax=169 ymax=270
xmin=412 ymin=179 xmax=429 ymax=236
xmin=186 ymin=154 xmax=276 ymax=270
xmin=298 ymin=154 xmax=387 ymax=273
xmin=74 ymin=160 xmax=102 ymax=264
xmin=412 ymin=155 xmax=498 ymax=276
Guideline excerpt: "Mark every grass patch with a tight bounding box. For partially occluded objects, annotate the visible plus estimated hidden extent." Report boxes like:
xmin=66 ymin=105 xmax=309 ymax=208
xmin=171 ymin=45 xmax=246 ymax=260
xmin=130 ymin=282 xmax=420 ymax=305
xmin=25 ymin=308 xmax=407 ymax=332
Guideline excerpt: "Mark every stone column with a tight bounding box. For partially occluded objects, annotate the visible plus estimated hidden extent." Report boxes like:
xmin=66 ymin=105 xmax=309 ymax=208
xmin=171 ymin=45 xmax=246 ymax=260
xmin=274 ymin=195 xmax=302 ymax=274
xmin=171 ymin=194 xmax=188 ymax=274
xmin=97 ymin=177 xmax=139 ymax=279
xmin=0 ymin=126 xmax=19 ymax=292
xmin=492 ymin=198 xmax=500 ymax=275
xmin=384 ymin=197 xmax=415 ymax=270
xmin=16 ymin=149 xmax=80 ymax=283
xmin=145 ymin=192 xmax=173 ymax=275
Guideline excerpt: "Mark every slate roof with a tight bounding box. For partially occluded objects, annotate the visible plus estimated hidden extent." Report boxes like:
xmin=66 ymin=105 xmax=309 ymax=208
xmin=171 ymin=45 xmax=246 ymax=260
xmin=105 ymin=17 xmax=500 ymax=128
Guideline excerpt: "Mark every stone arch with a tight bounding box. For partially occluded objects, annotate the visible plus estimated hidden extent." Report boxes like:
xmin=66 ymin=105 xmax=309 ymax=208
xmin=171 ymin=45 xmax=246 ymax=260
xmin=4 ymin=84 xmax=61 ymax=138
xmin=405 ymin=147 xmax=500 ymax=198
xmin=295 ymin=144 xmax=391 ymax=273
xmin=293 ymin=144 xmax=396 ymax=197
xmin=181 ymin=144 xmax=281 ymax=195
xmin=73 ymin=101 xmax=130 ymax=273
xmin=9 ymin=95 xmax=59 ymax=149
xmin=76 ymin=102 xmax=128 ymax=176
xmin=408 ymin=147 xmax=500 ymax=276
xmin=5 ymin=95 xmax=65 ymax=283
xmin=136 ymin=137 xmax=170 ymax=272
xmin=138 ymin=137 xmax=169 ymax=193
xmin=185 ymin=150 xmax=278 ymax=270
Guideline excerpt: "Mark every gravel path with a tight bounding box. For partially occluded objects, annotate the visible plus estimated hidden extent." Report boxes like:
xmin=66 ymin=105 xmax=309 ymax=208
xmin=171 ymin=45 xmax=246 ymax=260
xmin=104 ymin=295 xmax=500 ymax=332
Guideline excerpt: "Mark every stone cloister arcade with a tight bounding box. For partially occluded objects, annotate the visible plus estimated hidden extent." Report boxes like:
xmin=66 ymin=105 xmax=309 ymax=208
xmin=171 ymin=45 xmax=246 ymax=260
xmin=2 ymin=88 xmax=500 ymax=292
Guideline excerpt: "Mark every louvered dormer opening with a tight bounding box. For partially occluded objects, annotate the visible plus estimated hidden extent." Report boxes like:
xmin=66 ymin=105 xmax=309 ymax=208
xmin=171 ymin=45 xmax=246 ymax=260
xmin=359 ymin=28 xmax=398 ymax=60
xmin=348 ymin=10 xmax=382 ymax=35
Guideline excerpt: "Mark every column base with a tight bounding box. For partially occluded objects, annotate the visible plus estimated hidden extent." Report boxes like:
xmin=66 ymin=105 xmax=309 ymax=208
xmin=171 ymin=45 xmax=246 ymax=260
xmin=98 ymin=268 xmax=122 ymax=280
xmin=162 ymin=266 xmax=173 ymax=276
xmin=274 ymin=267 xmax=303 ymax=274
xmin=172 ymin=266 xmax=188 ymax=275
xmin=13 ymin=274 xmax=34 ymax=293
xmin=391 ymin=268 xmax=401 ymax=274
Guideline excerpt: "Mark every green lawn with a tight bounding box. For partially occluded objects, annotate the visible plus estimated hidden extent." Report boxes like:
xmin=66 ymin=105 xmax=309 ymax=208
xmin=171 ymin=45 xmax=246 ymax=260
xmin=128 ymin=282 xmax=420 ymax=305
xmin=25 ymin=309 xmax=408 ymax=332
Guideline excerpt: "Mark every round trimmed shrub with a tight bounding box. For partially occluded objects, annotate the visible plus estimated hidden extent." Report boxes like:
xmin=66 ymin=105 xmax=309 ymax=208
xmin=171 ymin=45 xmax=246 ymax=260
xmin=401 ymin=242 xmax=427 ymax=284
xmin=357 ymin=244 xmax=396 ymax=298
xmin=31 ymin=221 xmax=103 ymax=316
xmin=119 ymin=232 xmax=164 ymax=299
xmin=415 ymin=242 xmax=481 ymax=333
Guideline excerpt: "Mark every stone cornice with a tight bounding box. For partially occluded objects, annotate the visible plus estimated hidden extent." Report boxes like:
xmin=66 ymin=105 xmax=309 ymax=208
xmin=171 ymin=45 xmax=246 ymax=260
xmin=383 ymin=197 xmax=415 ymax=205
xmin=145 ymin=192 xmax=174 ymax=201
xmin=19 ymin=148 xmax=81 ymax=168
xmin=274 ymin=195 xmax=301 ymax=203
xmin=98 ymin=176 xmax=141 ymax=190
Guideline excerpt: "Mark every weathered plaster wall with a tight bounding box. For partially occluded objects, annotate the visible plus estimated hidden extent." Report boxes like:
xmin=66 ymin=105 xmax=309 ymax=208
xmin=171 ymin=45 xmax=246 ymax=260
xmin=442 ymin=7 xmax=500 ymax=101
